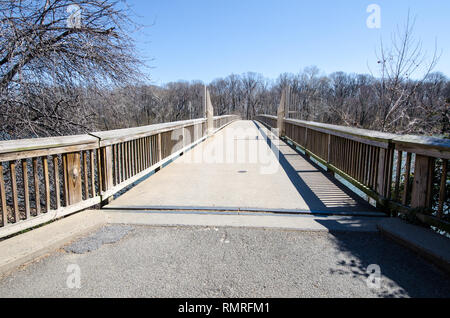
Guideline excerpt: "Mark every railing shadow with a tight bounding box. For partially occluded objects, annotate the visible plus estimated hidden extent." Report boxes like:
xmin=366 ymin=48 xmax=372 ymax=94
xmin=253 ymin=121 xmax=377 ymax=214
xmin=315 ymin=219 xmax=450 ymax=297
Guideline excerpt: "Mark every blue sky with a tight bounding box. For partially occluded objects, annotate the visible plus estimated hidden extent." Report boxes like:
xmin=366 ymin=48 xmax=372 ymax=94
xmin=127 ymin=0 xmax=450 ymax=85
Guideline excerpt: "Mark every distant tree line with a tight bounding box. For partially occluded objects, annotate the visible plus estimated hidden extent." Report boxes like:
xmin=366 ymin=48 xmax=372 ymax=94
xmin=1 ymin=1 xmax=448 ymax=140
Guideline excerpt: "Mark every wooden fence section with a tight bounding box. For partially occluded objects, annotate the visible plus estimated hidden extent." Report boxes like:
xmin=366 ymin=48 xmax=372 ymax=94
xmin=256 ymin=114 xmax=450 ymax=230
xmin=0 ymin=115 xmax=239 ymax=238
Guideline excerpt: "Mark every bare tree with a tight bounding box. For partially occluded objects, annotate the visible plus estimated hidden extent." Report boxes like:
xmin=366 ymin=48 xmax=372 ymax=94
xmin=372 ymin=12 xmax=440 ymax=133
xmin=0 ymin=0 xmax=144 ymax=138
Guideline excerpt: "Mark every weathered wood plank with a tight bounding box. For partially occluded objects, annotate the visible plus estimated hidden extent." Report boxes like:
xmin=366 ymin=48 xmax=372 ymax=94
xmin=394 ymin=135 xmax=450 ymax=159
xmin=0 ymin=136 xmax=98 ymax=161
xmin=394 ymin=151 xmax=403 ymax=201
xmin=10 ymin=161 xmax=19 ymax=222
xmin=21 ymin=159 xmax=30 ymax=219
xmin=438 ymin=159 xmax=448 ymax=218
xmin=32 ymin=158 xmax=41 ymax=215
xmin=411 ymin=155 xmax=434 ymax=209
xmin=0 ymin=164 xmax=7 ymax=226
xmin=402 ymin=153 xmax=412 ymax=206
xmin=62 ymin=154 xmax=69 ymax=206
xmin=53 ymin=155 xmax=61 ymax=210
xmin=90 ymin=118 xmax=206 ymax=147
xmin=66 ymin=152 xmax=82 ymax=205
xmin=90 ymin=150 xmax=96 ymax=197
xmin=83 ymin=151 xmax=89 ymax=199
xmin=42 ymin=157 xmax=50 ymax=213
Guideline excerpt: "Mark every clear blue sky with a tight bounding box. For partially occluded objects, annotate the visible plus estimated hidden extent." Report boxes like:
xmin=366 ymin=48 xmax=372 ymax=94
xmin=127 ymin=0 xmax=450 ymax=85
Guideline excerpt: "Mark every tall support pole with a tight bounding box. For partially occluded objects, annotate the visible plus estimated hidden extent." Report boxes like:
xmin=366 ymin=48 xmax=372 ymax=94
xmin=205 ymin=87 xmax=214 ymax=136
xmin=277 ymin=88 xmax=286 ymax=137
xmin=203 ymin=85 xmax=207 ymax=119
xmin=285 ymin=85 xmax=291 ymax=119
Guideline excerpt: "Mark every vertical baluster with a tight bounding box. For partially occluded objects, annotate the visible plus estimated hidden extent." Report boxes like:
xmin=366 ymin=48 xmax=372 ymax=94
xmin=127 ymin=141 xmax=132 ymax=178
xmin=158 ymin=133 xmax=162 ymax=162
xmin=21 ymin=159 xmax=30 ymax=219
xmin=118 ymin=143 xmax=122 ymax=184
xmin=374 ymin=148 xmax=380 ymax=191
xmin=62 ymin=154 xmax=69 ymax=206
xmin=357 ymin=143 xmax=363 ymax=182
xmin=150 ymin=136 xmax=154 ymax=165
xmin=52 ymin=155 xmax=61 ymax=210
xmin=137 ymin=139 xmax=142 ymax=173
xmin=345 ymin=139 xmax=350 ymax=174
xmin=394 ymin=151 xmax=403 ymax=201
xmin=42 ymin=157 xmax=50 ymax=212
xmin=144 ymin=137 xmax=148 ymax=169
xmin=402 ymin=153 xmax=412 ymax=206
xmin=112 ymin=145 xmax=117 ymax=186
xmin=83 ymin=151 xmax=89 ymax=199
xmin=32 ymin=158 xmax=41 ymax=215
xmin=132 ymin=140 xmax=136 ymax=176
xmin=438 ymin=159 xmax=448 ymax=219
xmin=386 ymin=148 xmax=394 ymax=199
xmin=90 ymin=150 xmax=96 ymax=197
xmin=10 ymin=161 xmax=20 ymax=222
xmin=96 ymin=149 xmax=103 ymax=193
xmin=0 ymin=164 xmax=7 ymax=226
xmin=122 ymin=142 xmax=126 ymax=181
xmin=367 ymin=146 xmax=374 ymax=188
xmin=141 ymin=138 xmax=145 ymax=171
xmin=351 ymin=141 xmax=356 ymax=177
xmin=425 ymin=157 xmax=435 ymax=209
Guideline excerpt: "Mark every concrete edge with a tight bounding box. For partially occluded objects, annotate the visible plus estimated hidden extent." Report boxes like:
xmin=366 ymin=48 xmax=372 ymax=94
xmin=103 ymin=211 xmax=382 ymax=233
xmin=102 ymin=205 xmax=386 ymax=217
xmin=0 ymin=210 xmax=106 ymax=278
xmin=377 ymin=223 xmax=450 ymax=275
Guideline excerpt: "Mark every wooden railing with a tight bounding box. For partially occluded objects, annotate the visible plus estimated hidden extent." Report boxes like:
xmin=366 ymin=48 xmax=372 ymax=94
xmin=256 ymin=114 xmax=450 ymax=231
xmin=0 ymin=115 xmax=239 ymax=238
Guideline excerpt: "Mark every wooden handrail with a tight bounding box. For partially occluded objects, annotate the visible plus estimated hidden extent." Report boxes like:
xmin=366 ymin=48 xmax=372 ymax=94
xmin=0 ymin=115 xmax=239 ymax=238
xmin=256 ymin=114 xmax=450 ymax=232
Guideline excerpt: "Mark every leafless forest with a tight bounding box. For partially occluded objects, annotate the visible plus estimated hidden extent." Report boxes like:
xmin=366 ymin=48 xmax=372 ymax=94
xmin=1 ymin=0 xmax=449 ymax=140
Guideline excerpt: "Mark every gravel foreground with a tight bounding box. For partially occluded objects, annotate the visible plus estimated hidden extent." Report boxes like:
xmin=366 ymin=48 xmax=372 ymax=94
xmin=0 ymin=225 xmax=449 ymax=298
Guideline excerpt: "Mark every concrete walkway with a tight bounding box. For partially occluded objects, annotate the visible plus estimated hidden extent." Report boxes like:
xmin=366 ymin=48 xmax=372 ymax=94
xmin=106 ymin=120 xmax=381 ymax=216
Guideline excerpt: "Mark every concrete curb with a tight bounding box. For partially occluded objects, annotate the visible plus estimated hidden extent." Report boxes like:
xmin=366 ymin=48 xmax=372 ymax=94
xmin=377 ymin=218 xmax=450 ymax=275
xmin=104 ymin=211 xmax=382 ymax=233
xmin=0 ymin=210 xmax=106 ymax=277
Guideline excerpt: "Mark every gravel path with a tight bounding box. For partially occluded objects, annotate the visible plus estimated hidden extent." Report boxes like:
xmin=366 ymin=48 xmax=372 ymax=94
xmin=0 ymin=225 xmax=449 ymax=298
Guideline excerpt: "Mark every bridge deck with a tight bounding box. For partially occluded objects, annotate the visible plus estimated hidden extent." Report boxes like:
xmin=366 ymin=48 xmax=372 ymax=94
xmin=106 ymin=120 xmax=382 ymax=216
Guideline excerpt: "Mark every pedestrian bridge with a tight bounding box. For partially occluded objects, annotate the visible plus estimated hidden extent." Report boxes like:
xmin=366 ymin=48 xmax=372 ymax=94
xmin=105 ymin=120 xmax=380 ymax=216
xmin=0 ymin=88 xmax=448 ymax=239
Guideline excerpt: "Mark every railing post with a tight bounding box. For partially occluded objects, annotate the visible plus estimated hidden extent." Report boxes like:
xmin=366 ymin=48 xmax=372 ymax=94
xmin=65 ymin=152 xmax=82 ymax=205
xmin=100 ymin=145 xmax=114 ymax=205
xmin=157 ymin=133 xmax=162 ymax=161
xmin=376 ymin=148 xmax=388 ymax=197
xmin=411 ymin=155 xmax=435 ymax=209
xmin=326 ymin=134 xmax=334 ymax=177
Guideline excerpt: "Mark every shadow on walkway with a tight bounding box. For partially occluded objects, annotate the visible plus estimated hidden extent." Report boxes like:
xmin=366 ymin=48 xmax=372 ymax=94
xmin=253 ymin=121 xmax=378 ymax=214
xmin=318 ymin=220 xmax=450 ymax=297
